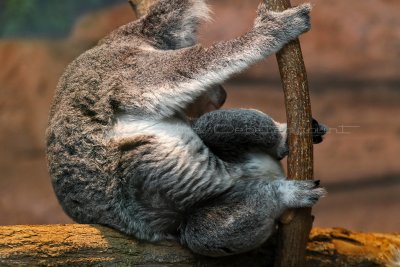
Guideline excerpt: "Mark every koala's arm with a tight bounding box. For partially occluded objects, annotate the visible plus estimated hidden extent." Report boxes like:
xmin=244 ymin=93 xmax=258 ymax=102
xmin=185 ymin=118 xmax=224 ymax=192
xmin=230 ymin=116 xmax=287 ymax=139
xmin=175 ymin=3 xmax=311 ymax=80
xmin=157 ymin=3 xmax=311 ymax=117
xmin=108 ymin=1 xmax=311 ymax=118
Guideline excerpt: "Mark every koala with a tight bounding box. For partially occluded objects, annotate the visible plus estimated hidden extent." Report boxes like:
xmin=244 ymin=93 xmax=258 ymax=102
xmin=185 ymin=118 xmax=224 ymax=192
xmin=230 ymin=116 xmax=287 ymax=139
xmin=188 ymin=110 xmax=326 ymax=254
xmin=46 ymin=0 xmax=326 ymax=257
xmin=193 ymin=109 xmax=326 ymax=163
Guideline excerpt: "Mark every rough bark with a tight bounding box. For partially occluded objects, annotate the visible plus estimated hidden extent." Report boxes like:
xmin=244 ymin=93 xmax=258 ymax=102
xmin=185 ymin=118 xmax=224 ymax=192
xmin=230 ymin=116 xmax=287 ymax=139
xmin=0 ymin=225 xmax=398 ymax=266
xmin=264 ymin=0 xmax=315 ymax=266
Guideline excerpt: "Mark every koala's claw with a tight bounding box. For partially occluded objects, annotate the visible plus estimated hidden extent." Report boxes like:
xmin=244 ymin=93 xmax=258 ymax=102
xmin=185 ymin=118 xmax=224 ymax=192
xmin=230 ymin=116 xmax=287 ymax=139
xmin=314 ymin=179 xmax=321 ymax=187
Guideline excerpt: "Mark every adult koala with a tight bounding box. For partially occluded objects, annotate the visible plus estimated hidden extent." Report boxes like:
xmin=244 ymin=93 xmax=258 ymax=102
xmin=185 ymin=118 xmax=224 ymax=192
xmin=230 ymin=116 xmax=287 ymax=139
xmin=47 ymin=0 xmax=326 ymax=256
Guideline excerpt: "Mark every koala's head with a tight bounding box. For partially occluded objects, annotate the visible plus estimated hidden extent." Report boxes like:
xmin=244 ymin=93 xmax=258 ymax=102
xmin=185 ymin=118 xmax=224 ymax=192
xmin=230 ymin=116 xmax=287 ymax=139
xmin=184 ymin=85 xmax=227 ymax=118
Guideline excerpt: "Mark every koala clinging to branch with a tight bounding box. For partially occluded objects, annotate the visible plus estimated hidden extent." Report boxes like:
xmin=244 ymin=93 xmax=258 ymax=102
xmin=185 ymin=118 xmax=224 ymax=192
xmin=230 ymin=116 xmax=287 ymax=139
xmin=46 ymin=0 xmax=326 ymax=257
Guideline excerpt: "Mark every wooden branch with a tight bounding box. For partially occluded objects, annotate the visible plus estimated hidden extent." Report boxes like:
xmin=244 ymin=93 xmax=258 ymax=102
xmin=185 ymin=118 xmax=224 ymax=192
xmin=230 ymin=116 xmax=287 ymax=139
xmin=263 ymin=0 xmax=315 ymax=266
xmin=0 ymin=225 xmax=398 ymax=266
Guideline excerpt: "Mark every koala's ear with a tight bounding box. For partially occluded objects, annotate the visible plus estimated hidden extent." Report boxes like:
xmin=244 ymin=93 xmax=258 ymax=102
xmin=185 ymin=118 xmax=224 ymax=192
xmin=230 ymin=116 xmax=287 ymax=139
xmin=139 ymin=0 xmax=211 ymax=49
xmin=128 ymin=0 xmax=159 ymax=18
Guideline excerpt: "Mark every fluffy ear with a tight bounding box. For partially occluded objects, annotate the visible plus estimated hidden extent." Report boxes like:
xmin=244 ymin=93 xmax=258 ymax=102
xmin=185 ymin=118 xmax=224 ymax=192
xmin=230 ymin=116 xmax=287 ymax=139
xmin=128 ymin=0 xmax=159 ymax=17
xmin=138 ymin=0 xmax=210 ymax=49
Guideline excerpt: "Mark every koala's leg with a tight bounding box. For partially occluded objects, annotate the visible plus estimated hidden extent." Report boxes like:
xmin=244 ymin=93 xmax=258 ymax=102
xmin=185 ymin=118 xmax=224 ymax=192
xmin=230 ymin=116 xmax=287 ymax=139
xmin=180 ymin=178 xmax=325 ymax=257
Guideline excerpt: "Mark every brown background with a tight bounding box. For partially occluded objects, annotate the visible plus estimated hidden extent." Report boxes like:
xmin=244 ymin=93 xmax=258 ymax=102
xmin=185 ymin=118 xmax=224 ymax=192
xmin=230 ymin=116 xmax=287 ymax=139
xmin=0 ymin=0 xmax=399 ymax=232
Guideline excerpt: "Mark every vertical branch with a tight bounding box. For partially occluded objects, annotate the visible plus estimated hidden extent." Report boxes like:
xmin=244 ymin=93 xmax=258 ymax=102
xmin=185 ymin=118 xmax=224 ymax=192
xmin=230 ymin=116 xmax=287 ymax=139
xmin=264 ymin=0 xmax=314 ymax=267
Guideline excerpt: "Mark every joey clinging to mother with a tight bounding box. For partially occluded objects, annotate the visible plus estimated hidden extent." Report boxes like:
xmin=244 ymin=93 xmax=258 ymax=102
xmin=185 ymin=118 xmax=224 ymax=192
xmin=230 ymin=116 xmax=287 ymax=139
xmin=47 ymin=0 xmax=326 ymax=257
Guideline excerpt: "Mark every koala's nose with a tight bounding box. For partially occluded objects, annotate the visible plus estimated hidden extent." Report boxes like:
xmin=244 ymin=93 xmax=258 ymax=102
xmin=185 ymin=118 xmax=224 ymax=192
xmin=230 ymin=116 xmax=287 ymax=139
xmin=312 ymin=118 xmax=328 ymax=144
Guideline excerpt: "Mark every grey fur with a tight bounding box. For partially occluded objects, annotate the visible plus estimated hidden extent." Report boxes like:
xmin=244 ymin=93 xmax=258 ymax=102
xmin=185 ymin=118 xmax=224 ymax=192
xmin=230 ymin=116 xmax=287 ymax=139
xmin=193 ymin=109 xmax=285 ymax=161
xmin=46 ymin=0 xmax=325 ymax=257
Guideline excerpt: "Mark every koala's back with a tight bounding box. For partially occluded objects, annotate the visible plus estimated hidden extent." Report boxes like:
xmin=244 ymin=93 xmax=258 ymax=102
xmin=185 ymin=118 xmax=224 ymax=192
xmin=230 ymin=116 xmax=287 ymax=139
xmin=46 ymin=33 xmax=139 ymax=222
xmin=46 ymin=30 xmax=202 ymax=240
xmin=46 ymin=45 xmax=120 ymax=223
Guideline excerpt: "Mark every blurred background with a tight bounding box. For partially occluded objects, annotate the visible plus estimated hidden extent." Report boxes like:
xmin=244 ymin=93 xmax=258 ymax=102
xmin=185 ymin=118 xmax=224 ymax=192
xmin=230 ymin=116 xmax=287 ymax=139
xmin=0 ymin=0 xmax=399 ymax=232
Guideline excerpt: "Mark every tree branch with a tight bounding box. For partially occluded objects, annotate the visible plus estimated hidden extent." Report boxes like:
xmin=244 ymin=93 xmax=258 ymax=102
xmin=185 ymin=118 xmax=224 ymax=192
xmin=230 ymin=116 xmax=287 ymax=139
xmin=263 ymin=0 xmax=315 ymax=266
xmin=0 ymin=225 xmax=398 ymax=266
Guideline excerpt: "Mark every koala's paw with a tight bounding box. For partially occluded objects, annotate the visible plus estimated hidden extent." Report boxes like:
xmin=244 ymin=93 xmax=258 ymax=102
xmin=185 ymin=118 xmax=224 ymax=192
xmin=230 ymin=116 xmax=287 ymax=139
xmin=281 ymin=3 xmax=312 ymax=36
xmin=255 ymin=3 xmax=312 ymax=40
xmin=275 ymin=179 xmax=326 ymax=208
xmin=312 ymin=118 xmax=328 ymax=144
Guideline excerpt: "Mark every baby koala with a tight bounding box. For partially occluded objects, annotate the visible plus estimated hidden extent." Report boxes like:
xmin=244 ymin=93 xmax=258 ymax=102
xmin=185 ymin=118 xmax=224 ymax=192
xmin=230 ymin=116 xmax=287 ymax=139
xmin=189 ymin=109 xmax=326 ymax=256
xmin=46 ymin=0 xmax=325 ymax=256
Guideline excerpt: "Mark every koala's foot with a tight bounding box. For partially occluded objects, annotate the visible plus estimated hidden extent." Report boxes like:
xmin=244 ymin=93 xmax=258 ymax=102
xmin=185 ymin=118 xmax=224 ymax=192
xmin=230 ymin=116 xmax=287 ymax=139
xmin=255 ymin=3 xmax=312 ymax=40
xmin=312 ymin=118 xmax=328 ymax=144
xmin=274 ymin=179 xmax=326 ymax=209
